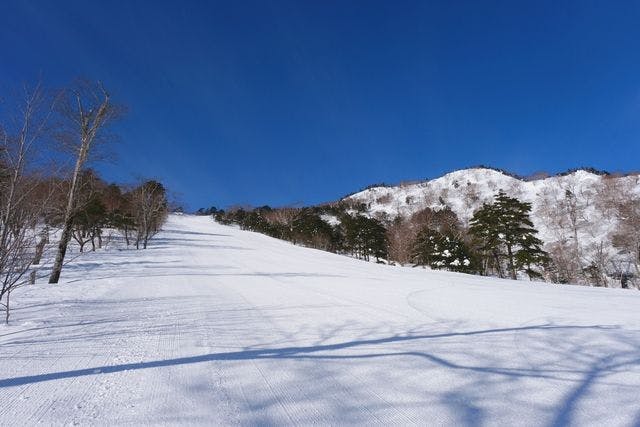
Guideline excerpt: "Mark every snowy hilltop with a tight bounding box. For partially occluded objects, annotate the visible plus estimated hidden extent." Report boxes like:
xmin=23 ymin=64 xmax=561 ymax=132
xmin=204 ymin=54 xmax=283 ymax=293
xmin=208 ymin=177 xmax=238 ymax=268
xmin=342 ymin=167 xmax=640 ymax=286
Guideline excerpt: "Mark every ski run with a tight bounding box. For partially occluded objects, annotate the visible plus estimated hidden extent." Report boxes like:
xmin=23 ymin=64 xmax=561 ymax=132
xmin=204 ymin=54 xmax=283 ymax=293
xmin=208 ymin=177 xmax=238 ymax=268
xmin=1 ymin=214 xmax=639 ymax=426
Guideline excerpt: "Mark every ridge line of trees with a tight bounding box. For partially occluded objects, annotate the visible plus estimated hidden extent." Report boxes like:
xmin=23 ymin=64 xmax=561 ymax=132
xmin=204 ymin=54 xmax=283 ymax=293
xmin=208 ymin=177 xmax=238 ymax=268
xmin=205 ymin=183 xmax=639 ymax=290
xmin=205 ymin=190 xmax=561 ymax=284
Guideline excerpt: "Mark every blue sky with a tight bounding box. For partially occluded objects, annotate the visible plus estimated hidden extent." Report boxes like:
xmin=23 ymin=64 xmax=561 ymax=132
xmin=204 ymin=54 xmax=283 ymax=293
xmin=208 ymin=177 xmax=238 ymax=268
xmin=2 ymin=1 xmax=639 ymax=209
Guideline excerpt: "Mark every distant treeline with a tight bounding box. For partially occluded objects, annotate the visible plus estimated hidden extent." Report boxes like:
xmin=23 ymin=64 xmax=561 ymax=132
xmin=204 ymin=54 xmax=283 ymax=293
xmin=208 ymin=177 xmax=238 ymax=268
xmin=200 ymin=191 xmax=572 ymax=284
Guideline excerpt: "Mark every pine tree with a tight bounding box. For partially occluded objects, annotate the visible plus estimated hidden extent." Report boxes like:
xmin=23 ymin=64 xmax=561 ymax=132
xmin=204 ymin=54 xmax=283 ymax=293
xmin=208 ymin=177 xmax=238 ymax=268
xmin=341 ymin=214 xmax=388 ymax=261
xmin=411 ymin=228 xmax=475 ymax=273
xmin=411 ymin=228 xmax=441 ymax=267
xmin=291 ymin=209 xmax=334 ymax=250
xmin=362 ymin=216 xmax=388 ymax=262
xmin=469 ymin=202 xmax=503 ymax=276
xmin=470 ymin=191 xmax=549 ymax=280
xmin=515 ymin=233 xmax=551 ymax=280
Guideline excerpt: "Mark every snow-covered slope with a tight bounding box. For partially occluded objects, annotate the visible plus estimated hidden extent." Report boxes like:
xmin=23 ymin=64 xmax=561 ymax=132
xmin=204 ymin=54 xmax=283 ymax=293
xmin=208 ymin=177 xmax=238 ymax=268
xmin=1 ymin=215 xmax=640 ymax=425
xmin=345 ymin=168 xmax=639 ymax=222
xmin=344 ymin=168 xmax=640 ymax=277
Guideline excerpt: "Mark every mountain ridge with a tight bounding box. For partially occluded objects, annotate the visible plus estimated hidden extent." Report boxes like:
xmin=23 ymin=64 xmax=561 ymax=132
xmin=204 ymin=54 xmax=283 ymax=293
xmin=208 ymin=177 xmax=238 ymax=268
xmin=340 ymin=166 xmax=638 ymax=200
xmin=339 ymin=166 xmax=640 ymax=286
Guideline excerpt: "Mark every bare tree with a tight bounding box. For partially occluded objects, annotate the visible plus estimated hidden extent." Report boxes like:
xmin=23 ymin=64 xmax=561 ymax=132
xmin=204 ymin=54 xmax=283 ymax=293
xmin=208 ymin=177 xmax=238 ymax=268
xmin=612 ymin=197 xmax=640 ymax=286
xmin=49 ymin=81 xmax=120 ymax=283
xmin=131 ymin=180 xmax=168 ymax=249
xmin=386 ymin=218 xmax=415 ymax=265
xmin=563 ymin=187 xmax=585 ymax=264
xmin=262 ymin=207 xmax=298 ymax=239
xmin=535 ymin=181 xmax=593 ymax=284
xmin=101 ymin=183 xmax=134 ymax=246
xmin=582 ymin=241 xmax=611 ymax=286
xmin=0 ymin=83 xmax=55 ymax=322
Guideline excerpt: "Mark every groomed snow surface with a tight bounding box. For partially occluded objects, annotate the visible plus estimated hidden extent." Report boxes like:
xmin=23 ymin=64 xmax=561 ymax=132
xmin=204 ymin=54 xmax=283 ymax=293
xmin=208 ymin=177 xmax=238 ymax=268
xmin=2 ymin=215 xmax=640 ymax=426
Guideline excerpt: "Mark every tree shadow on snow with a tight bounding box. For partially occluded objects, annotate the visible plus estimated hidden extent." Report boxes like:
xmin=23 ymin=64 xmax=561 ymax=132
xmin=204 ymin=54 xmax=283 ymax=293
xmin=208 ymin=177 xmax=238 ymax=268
xmin=1 ymin=322 xmax=639 ymax=427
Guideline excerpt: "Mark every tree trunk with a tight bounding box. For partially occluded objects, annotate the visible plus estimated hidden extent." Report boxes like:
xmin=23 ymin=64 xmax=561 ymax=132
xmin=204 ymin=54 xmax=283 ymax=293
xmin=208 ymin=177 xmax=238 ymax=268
xmin=33 ymin=230 xmax=48 ymax=265
xmin=492 ymin=250 xmax=504 ymax=278
xmin=572 ymin=227 xmax=581 ymax=269
xmin=49 ymin=143 xmax=87 ymax=284
xmin=506 ymin=244 xmax=517 ymax=280
xmin=5 ymin=290 xmax=10 ymax=324
xmin=621 ymin=275 xmax=629 ymax=289
xmin=49 ymin=215 xmax=75 ymax=284
xmin=49 ymin=83 xmax=111 ymax=283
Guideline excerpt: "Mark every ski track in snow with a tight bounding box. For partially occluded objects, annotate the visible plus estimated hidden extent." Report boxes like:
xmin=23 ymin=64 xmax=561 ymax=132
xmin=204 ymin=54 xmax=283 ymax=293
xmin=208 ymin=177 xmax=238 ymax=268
xmin=1 ymin=215 xmax=640 ymax=426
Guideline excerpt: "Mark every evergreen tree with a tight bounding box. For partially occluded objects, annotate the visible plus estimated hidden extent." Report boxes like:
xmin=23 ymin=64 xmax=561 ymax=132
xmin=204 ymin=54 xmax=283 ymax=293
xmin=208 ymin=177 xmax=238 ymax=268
xmin=515 ymin=233 xmax=551 ymax=280
xmin=72 ymin=195 xmax=107 ymax=252
xmin=469 ymin=202 xmax=503 ymax=276
xmin=291 ymin=209 xmax=335 ymax=250
xmin=411 ymin=228 xmax=475 ymax=273
xmin=469 ymin=191 xmax=549 ymax=280
xmin=341 ymin=214 xmax=388 ymax=261
xmin=411 ymin=228 xmax=441 ymax=267
xmin=362 ymin=216 xmax=388 ymax=262
xmin=242 ymin=210 xmax=270 ymax=232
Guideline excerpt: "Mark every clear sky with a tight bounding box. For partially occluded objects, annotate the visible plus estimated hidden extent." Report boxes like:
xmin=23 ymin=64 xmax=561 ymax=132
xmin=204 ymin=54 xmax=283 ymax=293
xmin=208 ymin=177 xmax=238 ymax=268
xmin=2 ymin=1 xmax=639 ymax=209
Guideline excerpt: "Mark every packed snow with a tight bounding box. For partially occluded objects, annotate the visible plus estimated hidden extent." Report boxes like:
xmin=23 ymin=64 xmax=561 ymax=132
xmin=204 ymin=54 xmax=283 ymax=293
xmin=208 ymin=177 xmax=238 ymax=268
xmin=1 ymin=214 xmax=639 ymax=425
